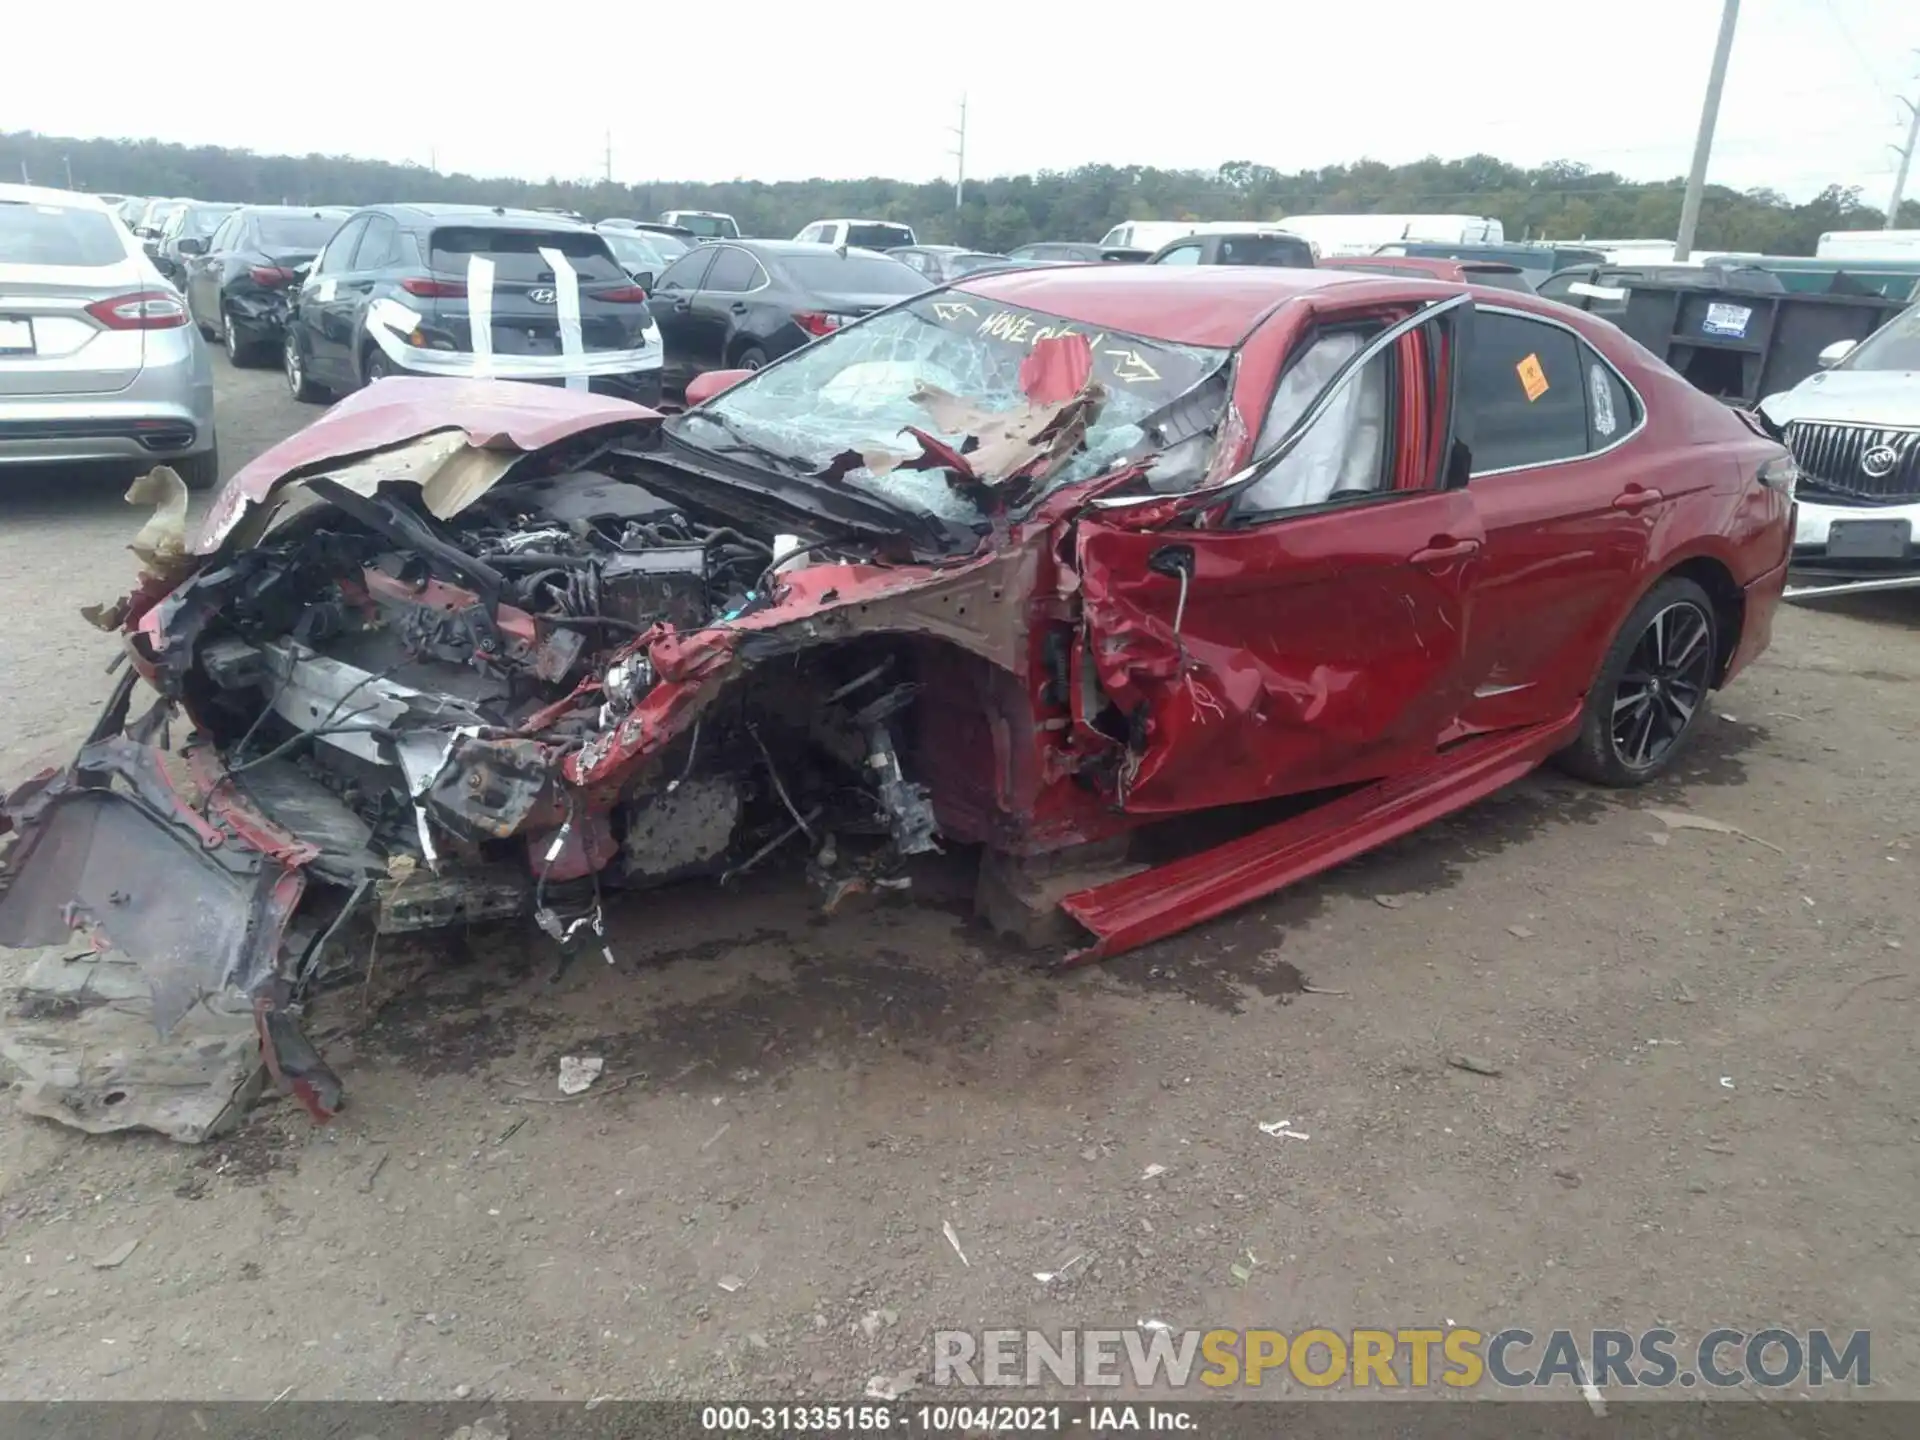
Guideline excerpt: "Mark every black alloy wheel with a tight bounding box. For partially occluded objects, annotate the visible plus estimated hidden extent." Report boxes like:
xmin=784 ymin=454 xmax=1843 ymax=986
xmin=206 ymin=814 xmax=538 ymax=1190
xmin=1555 ymin=575 xmax=1719 ymax=788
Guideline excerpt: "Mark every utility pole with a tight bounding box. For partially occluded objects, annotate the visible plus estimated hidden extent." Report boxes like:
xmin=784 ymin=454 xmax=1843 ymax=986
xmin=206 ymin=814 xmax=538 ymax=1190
xmin=1889 ymin=72 xmax=1920 ymax=229
xmin=62 ymin=155 xmax=74 ymax=190
xmin=1674 ymin=0 xmax=1740 ymax=262
xmin=950 ymin=94 xmax=967 ymax=212
xmin=604 ymin=130 xmax=613 ymax=186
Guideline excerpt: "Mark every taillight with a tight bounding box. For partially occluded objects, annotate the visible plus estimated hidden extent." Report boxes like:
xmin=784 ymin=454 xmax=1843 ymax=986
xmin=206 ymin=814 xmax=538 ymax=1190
xmin=793 ymin=311 xmax=839 ymax=337
xmin=400 ymin=277 xmax=468 ymax=298
xmin=85 ymin=291 xmax=188 ymax=330
xmin=249 ymin=265 xmax=296 ymax=288
xmin=590 ymin=285 xmax=649 ymax=303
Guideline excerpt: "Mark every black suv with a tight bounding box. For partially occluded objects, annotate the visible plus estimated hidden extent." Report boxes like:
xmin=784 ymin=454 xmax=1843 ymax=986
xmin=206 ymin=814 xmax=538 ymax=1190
xmin=282 ymin=204 xmax=661 ymax=405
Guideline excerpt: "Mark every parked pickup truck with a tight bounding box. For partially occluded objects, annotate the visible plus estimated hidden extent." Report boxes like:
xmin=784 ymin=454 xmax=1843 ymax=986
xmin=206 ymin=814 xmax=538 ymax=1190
xmin=1145 ymin=231 xmax=1313 ymax=269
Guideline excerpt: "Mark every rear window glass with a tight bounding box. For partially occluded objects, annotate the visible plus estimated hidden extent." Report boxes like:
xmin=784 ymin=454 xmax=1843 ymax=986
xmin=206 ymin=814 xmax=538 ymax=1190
xmin=429 ymin=228 xmax=623 ymax=282
xmin=1216 ymin=236 xmax=1313 ymax=268
xmin=782 ymin=253 xmax=924 ymax=293
xmin=676 ymin=214 xmax=737 ymax=238
xmin=845 ymin=224 xmax=913 ymax=249
xmin=0 ymin=201 xmax=127 ymax=266
xmin=1463 ymin=267 xmax=1533 ymax=293
xmin=949 ymin=254 xmax=1010 ymax=277
xmin=256 ymin=213 xmax=344 ymax=248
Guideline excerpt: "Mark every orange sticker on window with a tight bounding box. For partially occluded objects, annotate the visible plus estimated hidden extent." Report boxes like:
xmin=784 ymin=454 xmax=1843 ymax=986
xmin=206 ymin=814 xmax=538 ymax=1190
xmin=1517 ymin=353 xmax=1549 ymax=401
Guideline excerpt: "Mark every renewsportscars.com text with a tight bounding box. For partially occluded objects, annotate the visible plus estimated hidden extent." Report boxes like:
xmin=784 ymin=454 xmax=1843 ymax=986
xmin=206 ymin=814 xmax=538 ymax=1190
xmin=933 ymin=1327 xmax=1871 ymax=1391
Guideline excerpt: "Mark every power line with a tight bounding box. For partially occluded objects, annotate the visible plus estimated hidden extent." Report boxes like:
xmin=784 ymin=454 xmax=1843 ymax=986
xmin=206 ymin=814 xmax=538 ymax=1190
xmin=1811 ymin=0 xmax=1891 ymax=94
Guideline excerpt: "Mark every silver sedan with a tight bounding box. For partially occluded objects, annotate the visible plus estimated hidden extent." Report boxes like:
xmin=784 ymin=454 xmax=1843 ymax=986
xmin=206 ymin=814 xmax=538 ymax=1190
xmin=0 ymin=184 xmax=219 ymax=488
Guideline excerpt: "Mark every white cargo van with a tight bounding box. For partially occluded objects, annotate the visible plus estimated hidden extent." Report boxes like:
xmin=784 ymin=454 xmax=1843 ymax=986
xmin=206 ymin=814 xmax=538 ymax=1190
xmin=1817 ymin=229 xmax=1920 ymax=261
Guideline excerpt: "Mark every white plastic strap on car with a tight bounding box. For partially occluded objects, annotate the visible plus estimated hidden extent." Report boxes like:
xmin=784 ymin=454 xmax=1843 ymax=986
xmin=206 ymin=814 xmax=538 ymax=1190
xmin=364 ymin=298 xmax=424 ymax=369
xmin=538 ymin=245 xmax=587 ymax=391
xmin=467 ymin=254 xmax=496 ymax=378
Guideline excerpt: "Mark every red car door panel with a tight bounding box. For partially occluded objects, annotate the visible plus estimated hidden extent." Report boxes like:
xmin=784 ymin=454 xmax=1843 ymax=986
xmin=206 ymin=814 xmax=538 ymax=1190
xmin=1448 ymin=309 xmax=1715 ymax=733
xmin=1074 ymin=486 xmax=1484 ymax=814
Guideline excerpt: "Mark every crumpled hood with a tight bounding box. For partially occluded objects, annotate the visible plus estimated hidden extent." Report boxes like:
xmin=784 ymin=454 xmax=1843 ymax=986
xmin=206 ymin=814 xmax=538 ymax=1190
xmin=195 ymin=378 xmax=661 ymax=555
xmin=1758 ymin=368 xmax=1920 ymax=428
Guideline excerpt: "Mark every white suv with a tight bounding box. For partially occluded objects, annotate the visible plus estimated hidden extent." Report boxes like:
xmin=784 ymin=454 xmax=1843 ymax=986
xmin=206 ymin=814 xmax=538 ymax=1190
xmin=1759 ymin=304 xmax=1920 ymax=584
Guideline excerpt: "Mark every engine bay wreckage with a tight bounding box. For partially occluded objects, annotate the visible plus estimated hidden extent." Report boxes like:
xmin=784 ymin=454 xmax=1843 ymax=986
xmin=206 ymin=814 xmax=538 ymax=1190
xmin=0 ymin=287 xmax=1582 ymax=1139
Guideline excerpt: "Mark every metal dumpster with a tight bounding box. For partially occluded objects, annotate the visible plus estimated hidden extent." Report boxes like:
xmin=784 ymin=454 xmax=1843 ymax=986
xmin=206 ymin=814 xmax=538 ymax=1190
xmin=1605 ymin=277 xmax=1906 ymax=406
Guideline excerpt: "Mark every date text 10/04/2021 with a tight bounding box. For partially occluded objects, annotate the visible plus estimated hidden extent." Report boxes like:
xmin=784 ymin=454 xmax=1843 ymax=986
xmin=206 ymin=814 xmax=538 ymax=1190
xmin=699 ymin=1405 xmax=1192 ymax=1432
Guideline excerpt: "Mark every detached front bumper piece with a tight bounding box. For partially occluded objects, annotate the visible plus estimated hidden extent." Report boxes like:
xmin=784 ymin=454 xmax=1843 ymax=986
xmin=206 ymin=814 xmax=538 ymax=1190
xmin=0 ymin=736 xmax=344 ymax=1135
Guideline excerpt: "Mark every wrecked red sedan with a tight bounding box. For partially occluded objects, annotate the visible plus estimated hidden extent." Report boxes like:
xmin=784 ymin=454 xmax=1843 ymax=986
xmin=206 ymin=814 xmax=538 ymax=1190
xmin=0 ymin=266 xmax=1793 ymax=1133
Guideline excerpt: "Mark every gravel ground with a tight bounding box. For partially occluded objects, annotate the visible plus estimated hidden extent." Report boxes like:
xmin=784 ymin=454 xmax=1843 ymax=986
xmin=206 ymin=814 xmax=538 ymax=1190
xmin=0 ymin=351 xmax=1914 ymax=1403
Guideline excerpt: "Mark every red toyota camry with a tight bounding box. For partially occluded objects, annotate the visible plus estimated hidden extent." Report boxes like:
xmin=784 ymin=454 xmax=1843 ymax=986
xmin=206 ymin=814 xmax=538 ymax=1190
xmin=0 ymin=263 xmax=1793 ymax=1126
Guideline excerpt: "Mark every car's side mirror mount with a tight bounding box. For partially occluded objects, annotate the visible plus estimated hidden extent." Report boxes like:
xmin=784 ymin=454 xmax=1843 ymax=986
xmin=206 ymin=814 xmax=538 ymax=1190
xmin=684 ymin=369 xmax=754 ymax=406
xmin=1817 ymin=338 xmax=1856 ymax=369
xmin=177 ymin=237 xmax=205 ymax=256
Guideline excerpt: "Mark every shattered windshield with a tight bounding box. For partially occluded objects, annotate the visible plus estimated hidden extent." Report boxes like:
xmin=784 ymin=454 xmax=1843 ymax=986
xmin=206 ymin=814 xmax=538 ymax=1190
xmin=678 ymin=291 xmax=1229 ymax=523
xmin=1842 ymin=304 xmax=1920 ymax=371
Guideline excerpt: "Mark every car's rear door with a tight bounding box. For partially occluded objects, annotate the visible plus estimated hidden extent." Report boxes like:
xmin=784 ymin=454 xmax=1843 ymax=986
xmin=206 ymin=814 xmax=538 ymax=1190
xmin=649 ymin=247 xmax=716 ymax=390
xmin=0 ymin=197 xmax=153 ymax=396
xmin=1073 ymin=297 xmax=1485 ymax=813
xmin=1449 ymin=306 xmax=1699 ymax=734
xmin=299 ymin=214 xmax=369 ymax=384
xmin=685 ymin=245 xmax=760 ymax=374
xmin=190 ymin=212 xmax=243 ymax=328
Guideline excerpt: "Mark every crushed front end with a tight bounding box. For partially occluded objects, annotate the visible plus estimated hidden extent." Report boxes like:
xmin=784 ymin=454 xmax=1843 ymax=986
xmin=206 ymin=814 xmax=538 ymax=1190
xmin=0 ymin=387 xmax=1003 ymax=1137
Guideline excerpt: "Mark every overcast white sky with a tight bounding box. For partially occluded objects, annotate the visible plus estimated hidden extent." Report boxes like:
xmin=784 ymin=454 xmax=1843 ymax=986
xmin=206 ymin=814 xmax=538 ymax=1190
xmin=10 ymin=1 xmax=1919 ymax=207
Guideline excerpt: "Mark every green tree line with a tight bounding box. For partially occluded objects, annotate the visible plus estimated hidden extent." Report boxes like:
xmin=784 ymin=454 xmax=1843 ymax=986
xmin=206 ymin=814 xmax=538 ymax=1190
xmin=6 ymin=130 xmax=1916 ymax=257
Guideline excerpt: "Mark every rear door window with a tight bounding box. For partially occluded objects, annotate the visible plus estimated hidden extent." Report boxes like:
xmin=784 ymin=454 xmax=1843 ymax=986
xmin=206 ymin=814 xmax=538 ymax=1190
xmin=655 ymin=249 xmax=716 ymax=293
xmin=429 ymin=228 xmax=625 ymax=283
xmin=704 ymin=247 xmax=761 ymax=293
xmin=207 ymin=214 xmax=243 ymax=253
xmin=1462 ymin=311 xmax=1593 ymax=472
xmin=315 ymin=216 xmax=368 ymax=275
xmin=0 ymin=201 xmax=127 ymax=266
xmin=353 ymin=216 xmax=408 ymax=271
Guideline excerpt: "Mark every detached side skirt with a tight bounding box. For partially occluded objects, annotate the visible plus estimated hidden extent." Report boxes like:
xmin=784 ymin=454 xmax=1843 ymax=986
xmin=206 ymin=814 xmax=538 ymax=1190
xmin=1057 ymin=711 xmax=1583 ymax=964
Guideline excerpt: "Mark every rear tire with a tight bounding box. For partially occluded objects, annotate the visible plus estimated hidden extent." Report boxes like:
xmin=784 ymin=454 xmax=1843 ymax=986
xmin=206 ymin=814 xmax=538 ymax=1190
xmin=285 ymin=330 xmax=328 ymax=403
xmin=223 ymin=310 xmax=262 ymax=367
xmin=737 ymin=346 xmax=769 ymax=370
xmin=362 ymin=348 xmax=395 ymax=386
xmin=174 ymin=445 xmax=220 ymax=492
xmin=1554 ymin=575 xmax=1718 ymax=788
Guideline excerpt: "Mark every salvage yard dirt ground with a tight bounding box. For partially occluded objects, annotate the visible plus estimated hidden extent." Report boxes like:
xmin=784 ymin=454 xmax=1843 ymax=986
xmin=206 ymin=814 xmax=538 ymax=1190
xmin=0 ymin=355 xmax=1915 ymax=1402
